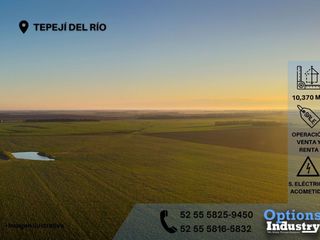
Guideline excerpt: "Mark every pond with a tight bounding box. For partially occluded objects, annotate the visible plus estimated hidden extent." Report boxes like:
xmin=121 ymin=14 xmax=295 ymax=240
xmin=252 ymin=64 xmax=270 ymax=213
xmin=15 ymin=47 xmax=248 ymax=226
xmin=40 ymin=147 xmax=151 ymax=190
xmin=12 ymin=152 xmax=55 ymax=161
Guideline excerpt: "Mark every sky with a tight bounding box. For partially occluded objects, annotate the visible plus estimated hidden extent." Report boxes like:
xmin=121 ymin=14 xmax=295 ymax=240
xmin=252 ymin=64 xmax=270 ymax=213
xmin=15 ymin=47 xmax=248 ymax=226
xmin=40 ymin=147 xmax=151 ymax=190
xmin=1 ymin=0 xmax=320 ymax=110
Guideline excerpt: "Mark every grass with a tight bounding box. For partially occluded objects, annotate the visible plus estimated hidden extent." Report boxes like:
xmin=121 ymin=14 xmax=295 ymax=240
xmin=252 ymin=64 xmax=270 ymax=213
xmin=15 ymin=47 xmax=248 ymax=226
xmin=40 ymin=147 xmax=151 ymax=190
xmin=149 ymin=126 xmax=287 ymax=154
xmin=0 ymin=149 xmax=14 ymax=160
xmin=0 ymin=115 xmax=287 ymax=239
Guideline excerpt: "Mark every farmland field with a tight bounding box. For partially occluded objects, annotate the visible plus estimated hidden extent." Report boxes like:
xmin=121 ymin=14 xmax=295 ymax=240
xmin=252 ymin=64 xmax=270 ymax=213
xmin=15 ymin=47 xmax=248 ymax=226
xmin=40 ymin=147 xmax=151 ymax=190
xmin=149 ymin=126 xmax=287 ymax=154
xmin=0 ymin=111 xmax=287 ymax=240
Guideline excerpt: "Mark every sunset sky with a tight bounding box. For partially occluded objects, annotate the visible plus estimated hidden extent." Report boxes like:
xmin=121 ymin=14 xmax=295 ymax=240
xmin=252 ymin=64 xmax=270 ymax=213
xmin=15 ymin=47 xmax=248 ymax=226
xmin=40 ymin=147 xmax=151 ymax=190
xmin=1 ymin=0 xmax=320 ymax=110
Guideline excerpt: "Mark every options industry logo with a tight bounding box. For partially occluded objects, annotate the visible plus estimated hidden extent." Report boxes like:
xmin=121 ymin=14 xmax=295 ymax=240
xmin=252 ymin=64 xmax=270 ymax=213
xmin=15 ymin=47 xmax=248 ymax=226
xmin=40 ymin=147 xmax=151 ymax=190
xmin=264 ymin=209 xmax=320 ymax=234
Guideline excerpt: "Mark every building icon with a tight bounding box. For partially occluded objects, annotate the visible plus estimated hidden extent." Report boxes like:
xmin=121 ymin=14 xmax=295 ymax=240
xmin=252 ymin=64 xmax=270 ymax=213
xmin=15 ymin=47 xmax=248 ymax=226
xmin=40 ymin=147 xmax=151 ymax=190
xmin=297 ymin=65 xmax=320 ymax=90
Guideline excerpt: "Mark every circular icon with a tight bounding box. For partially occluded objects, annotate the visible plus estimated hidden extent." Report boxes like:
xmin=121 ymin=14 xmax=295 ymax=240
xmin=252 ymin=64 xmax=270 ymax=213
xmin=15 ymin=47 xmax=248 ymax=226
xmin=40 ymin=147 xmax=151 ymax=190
xmin=297 ymin=81 xmax=305 ymax=89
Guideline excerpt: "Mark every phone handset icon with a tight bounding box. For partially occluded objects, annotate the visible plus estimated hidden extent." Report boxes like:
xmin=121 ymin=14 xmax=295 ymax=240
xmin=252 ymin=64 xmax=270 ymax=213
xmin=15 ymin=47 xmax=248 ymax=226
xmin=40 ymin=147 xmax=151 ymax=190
xmin=160 ymin=210 xmax=177 ymax=234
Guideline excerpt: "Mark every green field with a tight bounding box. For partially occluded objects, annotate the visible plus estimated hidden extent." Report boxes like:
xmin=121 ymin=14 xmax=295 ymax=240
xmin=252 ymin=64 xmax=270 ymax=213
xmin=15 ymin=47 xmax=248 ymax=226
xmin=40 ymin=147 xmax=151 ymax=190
xmin=0 ymin=114 xmax=287 ymax=239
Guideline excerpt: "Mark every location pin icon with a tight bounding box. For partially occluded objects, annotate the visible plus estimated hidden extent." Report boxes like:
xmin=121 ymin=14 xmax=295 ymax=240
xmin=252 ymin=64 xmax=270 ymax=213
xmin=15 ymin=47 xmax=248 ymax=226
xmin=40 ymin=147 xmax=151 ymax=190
xmin=19 ymin=20 xmax=29 ymax=34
